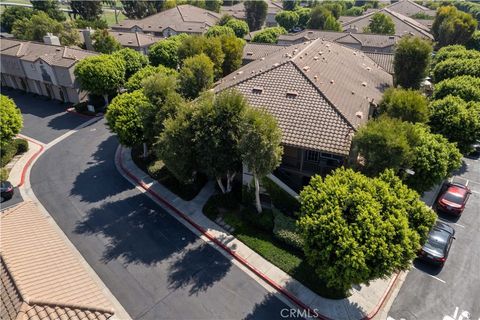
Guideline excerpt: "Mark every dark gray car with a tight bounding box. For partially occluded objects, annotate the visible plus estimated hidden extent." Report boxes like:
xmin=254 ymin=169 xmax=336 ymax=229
xmin=418 ymin=221 xmax=455 ymax=267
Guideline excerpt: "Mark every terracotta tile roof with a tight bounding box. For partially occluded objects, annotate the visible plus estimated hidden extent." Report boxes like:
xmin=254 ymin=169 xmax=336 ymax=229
xmin=386 ymin=0 xmax=436 ymax=18
xmin=341 ymin=8 xmax=434 ymax=39
xmin=365 ymin=52 xmax=394 ymax=74
xmin=111 ymin=4 xmax=220 ymax=34
xmin=243 ymin=43 xmax=287 ymax=62
xmin=278 ymin=30 xmax=399 ymax=50
xmin=217 ymin=39 xmax=393 ymax=154
xmin=0 ymin=202 xmax=114 ymax=320
xmin=109 ymin=31 xmax=163 ymax=48
xmin=221 ymin=0 xmax=283 ymax=20
xmin=0 ymin=39 xmax=97 ymax=68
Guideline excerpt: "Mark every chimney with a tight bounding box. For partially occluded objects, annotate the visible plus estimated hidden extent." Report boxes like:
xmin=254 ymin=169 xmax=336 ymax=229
xmin=43 ymin=33 xmax=61 ymax=46
xmin=82 ymin=27 xmax=95 ymax=51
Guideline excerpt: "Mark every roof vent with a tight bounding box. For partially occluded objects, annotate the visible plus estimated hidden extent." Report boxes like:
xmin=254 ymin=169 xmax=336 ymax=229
xmin=55 ymin=48 xmax=61 ymax=51
xmin=356 ymin=111 xmax=363 ymax=119
xmin=273 ymin=63 xmax=279 ymax=67
xmin=314 ymin=56 xmax=319 ymax=60
xmin=286 ymin=91 xmax=298 ymax=98
xmin=366 ymin=67 xmax=371 ymax=71
xmin=352 ymin=91 xmax=355 ymax=95
xmin=246 ymin=51 xmax=254 ymax=56
xmin=362 ymin=82 xmax=367 ymax=87
xmin=188 ymin=27 xmax=192 ymax=30
xmin=148 ymin=25 xmax=152 ymax=28
xmin=389 ymin=36 xmax=395 ymax=39
xmin=128 ymin=41 xmax=133 ymax=44
xmin=308 ymin=31 xmax=314 ymax=34
xmin=303 ymin=66 xmax=310 ymax=72
xmin=119 ymin=33 xmax=123 ymax=35
xmin=260 ymin=57 xmax=265 ymax=61
xmin=330 ymin=79 xmax=335 ymax=84
xmin=237 ymin=71 xmax=243 ymax=75
xmin=314 ymin=75 xmax=318 ymax=81
xmin=326 ymin=44 xmax=330 ymax=48
xmin=252 ymin=86 xmax=263 ymax=94
xmin=299 ymin=56 xmax=303 ymax=59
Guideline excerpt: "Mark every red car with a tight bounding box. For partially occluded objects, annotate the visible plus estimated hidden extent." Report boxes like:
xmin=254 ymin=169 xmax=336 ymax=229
xmin=436 ymin=183 xmax=471 ymax=215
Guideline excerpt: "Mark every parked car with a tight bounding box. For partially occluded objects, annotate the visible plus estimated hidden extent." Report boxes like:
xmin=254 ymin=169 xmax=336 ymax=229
xmin=1 ymin=181 xmax=14 ymax=201
xmin=436 ymin=183 xmax=471 ymax=216
xmin=418 ymin=221 xmax=455 ymax=267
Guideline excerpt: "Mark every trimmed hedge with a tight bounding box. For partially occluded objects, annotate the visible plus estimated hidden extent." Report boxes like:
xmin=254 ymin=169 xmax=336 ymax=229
xmin=262 ymin=176 xmax=300 ymax=217
xmin=0 ymin=168 xmax=9 ymax=181
xmin=432 ymin=58 xmax=480 ymax=82
xmin=0 ymin=138 xmax=28 ymax=167
xmin=434 ymin=46 xmax=480 ymax=64
xmin=433 ymin=75 xmax=480 ymax=102
xmin=273 ymin=209 xmax=304 ymax=252
xmin=15 ymin=139 xmax=28 ymax=153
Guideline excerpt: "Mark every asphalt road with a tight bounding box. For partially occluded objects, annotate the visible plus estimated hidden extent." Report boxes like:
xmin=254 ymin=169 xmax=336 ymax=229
xmin=388 ymin=156 xmax=480 ymax=320
xmin=30 ymin=117 xmax=293 ymax=320
xmin=3 ymin=89 xmax=89 ymax=144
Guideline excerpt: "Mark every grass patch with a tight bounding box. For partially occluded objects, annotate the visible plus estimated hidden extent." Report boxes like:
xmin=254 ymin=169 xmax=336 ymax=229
xmin=131 ymin=145 xmax=207 ymax=201
xmin=202 ymin=191 xmax=348 ymax=299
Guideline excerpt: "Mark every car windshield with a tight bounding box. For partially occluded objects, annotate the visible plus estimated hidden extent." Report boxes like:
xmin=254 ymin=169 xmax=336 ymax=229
xmin=444 ymin=191 xmax=464 ymax=204
xmin=424 ymin=230 xmax=448 ymax=256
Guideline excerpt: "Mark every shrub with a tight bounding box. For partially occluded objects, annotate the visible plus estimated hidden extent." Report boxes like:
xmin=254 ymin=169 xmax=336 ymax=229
xmin=434 ymin=45 xmax=480 ymax=64
xmin=432 ymin=75 xmax=480 ymax=102
xmin=243 ymin=208 xmax=274 ymax=232
xmin=273 ymin=209 xmax=304 ymax=252
xmin=203 ymin=195 xmax=221 ymax=220
xmin=0 ymin=143 xmax=17 ymax=167
xmin=432 ymin=58 xmax=480 ymax=82
xmin=15 ymin=139 xmax=29 ymax=154
xmin=251 ymin=27 xmax=287 ymax=43
xmin=262 ymin=176 xmax=300 ymax=217
xmin=0 ymin=168 xmax=9 ymax=181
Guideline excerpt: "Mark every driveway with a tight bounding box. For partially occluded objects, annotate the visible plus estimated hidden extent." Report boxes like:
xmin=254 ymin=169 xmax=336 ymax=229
xmin=388 ymin=156 xmax=480 ymax=320
xmin=4 ymin=89 xmax=90 ymax=144
xmin=30 ymin=118 xmax=293 ymax=320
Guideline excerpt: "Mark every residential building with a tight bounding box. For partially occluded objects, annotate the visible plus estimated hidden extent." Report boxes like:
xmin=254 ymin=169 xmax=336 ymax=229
xmin=111 ymin=4 xmax=221 ymax=37
xmin=242 ymin=43 xmax=287 ymax=64
xmin=386 ymin=0 xmax=436 ymax=18
xmin=1 ymin=202 xmax=114 ymax=320
xmin=216 ymin=39 xmax=393 ymax=189
xmin=341 ymin=8 xmax=434 ymax=40
xmin=1 ymin=39 xmax=97 ymax=103
xmin=221 ymin=0 xmax=283 ymax=27
xmin=109 ymin=31 xmax=162 ymax=54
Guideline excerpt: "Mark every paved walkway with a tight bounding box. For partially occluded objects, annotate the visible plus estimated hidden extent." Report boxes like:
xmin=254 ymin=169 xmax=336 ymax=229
xmin=118 ymin=146 xmax=436 ymax=320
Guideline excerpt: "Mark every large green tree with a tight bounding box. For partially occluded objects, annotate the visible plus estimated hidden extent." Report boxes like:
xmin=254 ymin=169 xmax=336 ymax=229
xmin=394 ymin=36 xmax=432 ymax=89
xmin=219 ymin=34 xmax=245 ymax=76
xmin=225 ymin=18 xmax=250 ymax=38
xmin=308 ymin=6 xmax=340 ymax=31
xmin=113 ymin=48 xmax=149 ymax=80
xmin=239 ymin=108 xmax=283 ymax=213
xmin=432 ymin=6 xmax=477 ymax=47
xmin=125 ymin=65 xmax=177 ymax=92
xmin=353 ymin=116 xmax=462 ymax=193
xmin=148 ymin=34 xmax=188 ymax=68
xmin=0 ymin=95 xmax=23 ymax=151
xmin=432 ymin=75 xmax=480 ymax=102
xmin=433 ymin=45 xmax=480 ymax=64
xmin=205 ymin=0 xmax=222 ymax=13
xmin=251 ymin=27 xmax=287 ymax=43
xmin=120 ymin=0 xmax=157 ymax=19
xmin=31 ymin=0 xmax=65 ymax=21
xmin=74 ymin=54 xmax=126 ymax=105
xmin=275 ymin=10 xmax=299 ymax=31
xmin=178 ymin=35 xmax=225 ymax=78
xmin=429 ymin=96 xmax=480 ymax=154
xmin=70 ymin=1 xmax=103 ymax=21
xmin=283 ymin=0 xmax=299 ymax=11
xmin=205 ymin=25 xmax=236 ymax=38
xmin=295 ymin=7 xmax=311 ymax=28
xmin=432 ymin=58 xmax=480 ymax=82
xmin=244 ymin=0 xmax=268 ymax=31
xmin=364 ymin=12 xmax=395 ymax=35
xmin=178 ymin=54 xmax=215 ymax=99
xmin=0 ymin=6 xmax=33 ymax=33
xmin=298 ymin=168 xmax=436 ymax=293
xmin=379 ymin=88 xmax=429 ymax=123
xmin=92 ymin=29 xmax=122 ymax=54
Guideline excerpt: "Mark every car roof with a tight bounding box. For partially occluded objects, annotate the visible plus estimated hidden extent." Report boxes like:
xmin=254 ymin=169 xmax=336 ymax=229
xmin=446 ymin=185 xmax=468 ymax=196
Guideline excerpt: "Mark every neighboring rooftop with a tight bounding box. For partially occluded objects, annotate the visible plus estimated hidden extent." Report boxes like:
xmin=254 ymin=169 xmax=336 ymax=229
xmin=216 ymin=39 xmax=392 ymax=155
xmin=341 ymin=8 xmax=434 ymax=39
xmin=221 ymin=0 xmax=283 ymax=20
xmin=0 ymin=201 xmax=114 ymax=320
xmin=111 ymin=4 xmax=221 ymax=34
xmin=243 ymin=43 xmax=287 ymax=62
xmin=386 ymin=0 xmax=436 ymax=18
xmin=109 ymin=30 xmax=163 ymax=48
xmin=364 ymin=52 xmax=395 ymax=74
xmin=0 ymin=38 xmax=96 ymax=68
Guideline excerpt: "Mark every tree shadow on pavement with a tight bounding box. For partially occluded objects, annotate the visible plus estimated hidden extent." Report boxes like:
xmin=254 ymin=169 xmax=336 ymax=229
xmin=4 ymin=89 xmax=69 ymax=119
xmin=46 ymin=111 xmax=90 ymax=131
xmin=74 ymin=192 xmax=199 ymax=265
xmin=70 ymin=135 xmax=122 ymax=203
xmin=243 ymin=293 xmax=304 ymax=320
xmin=167 ymin=242 xmax=231 ymax=296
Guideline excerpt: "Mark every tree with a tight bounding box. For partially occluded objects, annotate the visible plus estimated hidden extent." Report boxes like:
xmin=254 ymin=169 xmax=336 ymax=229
xmin=178 ymin=54 xmax=215 ymax=99
xmin=275 ymin=10 xmax=299 ymax=31
xmin=429 ymin=96 xmax=480 ymax=154
xmin=70 ymin=1 xmax=103 ymax=21
xmin=74 ymin=18 xmax=109 ymax=30
xmin=432 ymin=6 xmax=477 ymax=47
xmin=0 ymin=6 xmax=33 ymax=33
xmin=74 ymin=54 xmax=126 ymax=106
xmin=467 ymin=30 xmax=480 ymax=50
xmin=251 ymin=27 xmax=287 ymax=43
xmin=295 ymin=7 xmax=311 ymax=28
xmin=92 ymin=29 xmax=122 ymax=54
xmin=344 ymin=6 xmax=364 ymax=16
xmin=31 ymin=0 xmax=65 ymax=21
xmin=324 ymin=14 xmax=341 ymax=31
xmin=205 ymin=25 xmax=236 ymax=38
xmin=308 ymin=6 xmax=340 ymax=30
xmin=178 ymin=35 xmax=225 ymax=78
xmin=205 ymin=0 xmax=222 ymax=12
xmin=353 ymin=116 xmax=462 ymax=193
xmin=148 ymin=34 xmax=188 ymax=68
xmin=432 ymin=58 xmax=480 ymax=82
xmin=432 ymin=75 xmax=480 ymax=102
xmin=364 ymin=13 xmax=395 ymax=35
xmin=113 ymin=48 xmax=149 ymax=80
xmin=244 ymin=0 xmax=268 ymax=31
xmin=239 ymin=108 xmax=283 ymax=213
xmin=121 ymin=0 xmax=157 ymax=19
xmin=218 ymin=13 xmax=233 ymax=26
xmin=219 ymin=34 xmax=245 ymax=75
xmin=11 ymin=12 xmax=80 ymax=46
xmin=394 ymin=36 xmax=432 ymax=89
xmin=195 ymin=90 xmax=248 ymax=193
xmin=297 ymin=168 xmax=436 ymax=293
xmin=433 ymin=45 xmax=480 ymax=64
xmin=0 ymin=95 xmax=23 ymax=151
xmin=379 ymin=88 xmax=429 ymax=123
xmin=225 ymin=18 xmax=250 ymax=38
xmin=125 ymin=65 xmax=177 ymax=92
xmin=283 ymin=0 xmax=299 ymax=11
xmin=105 ymin=90 xmax=151 ymax=152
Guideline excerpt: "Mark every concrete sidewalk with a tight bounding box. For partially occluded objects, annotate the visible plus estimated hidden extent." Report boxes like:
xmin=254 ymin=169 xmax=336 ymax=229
xmin=117 ymin=146 xmax=418 ymax=320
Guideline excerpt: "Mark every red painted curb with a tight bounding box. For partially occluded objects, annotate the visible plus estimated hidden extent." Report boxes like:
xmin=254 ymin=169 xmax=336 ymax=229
xmin=117 ymin=146 xmax=400 ymax=320
xmin=66 ymin=107 xmax=103 ymax=119
xmin=17 ymin=137 xmax=44 ymax=188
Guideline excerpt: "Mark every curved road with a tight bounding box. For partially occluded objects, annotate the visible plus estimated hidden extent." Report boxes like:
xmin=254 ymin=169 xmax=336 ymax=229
xmin=30 ymin=118 xmax=292 ymax=319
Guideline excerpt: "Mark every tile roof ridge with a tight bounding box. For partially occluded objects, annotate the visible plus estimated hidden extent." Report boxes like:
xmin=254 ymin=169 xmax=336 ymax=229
xmin=26 ymin=299 xmax=115 ymax=315
xmin=406 ymin=0 xmax=431 ymax=11
xmin=0 ymin=200 xmax=31 ymax=216
xmin=177 ymin=4 xmax=185 ymax=22
xmin=341 ymin=10 xmax=377 ymax=26
xmin=135 ymin=32 xmax=141 ymax=46
xmin=1 ymin=256 xmax=28 ymax=305
xmin=289 ymin=60 xmax=357 ymax=131
xmin=291 ymin=39 xmax=318 ymax=62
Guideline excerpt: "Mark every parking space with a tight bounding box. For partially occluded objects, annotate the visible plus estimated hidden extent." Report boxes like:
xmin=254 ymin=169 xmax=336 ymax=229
xmin=1 ymin=187 xmax=23 ymax=210
xmin=3 ymin=89 xmax=91 ymax=144
xmin=388 ymin=157 xmax=480 ymax=320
